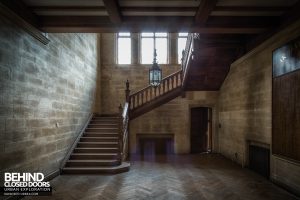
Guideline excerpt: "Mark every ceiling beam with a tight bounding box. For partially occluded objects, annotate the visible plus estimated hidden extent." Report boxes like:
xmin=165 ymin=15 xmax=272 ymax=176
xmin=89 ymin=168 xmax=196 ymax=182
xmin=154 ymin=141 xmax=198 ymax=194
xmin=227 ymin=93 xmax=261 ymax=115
xmin=39 ymin=16 xmax=266 ymax=34
xmin=31 ymin=6 xmax=107 ymax=12
xmin=0 ymin=1 xmax=49 ymax=44
xmin=102 ymin=0 xmax=122 ymax=24
xmin=214 ymin=6 xmax=290 ymax=12
xmin=0 ymin=0 xmax=38 ymax=26
xmin=280 ymin=0 xmax=300 ymax=25
xmin=195 ymin=0 xmax=217 ymax=24
xmin=246 ymin=1 xmax=300 ymax=52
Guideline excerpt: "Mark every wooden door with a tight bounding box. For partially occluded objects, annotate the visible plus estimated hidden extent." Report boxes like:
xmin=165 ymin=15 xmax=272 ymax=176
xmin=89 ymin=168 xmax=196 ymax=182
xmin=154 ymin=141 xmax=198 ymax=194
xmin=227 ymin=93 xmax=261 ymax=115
xmin=190 ymin=107 xmax=210 ymax=153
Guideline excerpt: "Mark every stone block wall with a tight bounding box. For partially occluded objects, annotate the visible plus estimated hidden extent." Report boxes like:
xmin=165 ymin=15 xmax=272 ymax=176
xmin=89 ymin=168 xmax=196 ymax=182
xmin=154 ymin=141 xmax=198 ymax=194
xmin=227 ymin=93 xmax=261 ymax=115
xmin=0 ymin=16 xmax=99 ymax=178
xmin=218 ymin=19 xmax=300 ymax=194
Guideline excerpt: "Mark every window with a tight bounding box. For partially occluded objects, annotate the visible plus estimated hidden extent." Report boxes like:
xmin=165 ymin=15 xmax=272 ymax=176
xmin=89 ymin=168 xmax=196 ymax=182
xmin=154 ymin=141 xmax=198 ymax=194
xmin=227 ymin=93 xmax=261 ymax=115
xmin=117 ymin=32 xmax=131 ymax=64
xmin=178 ymin=33 xmax=188 ymax=64
xmin=141 ymin=32 xmax=168 ymax=64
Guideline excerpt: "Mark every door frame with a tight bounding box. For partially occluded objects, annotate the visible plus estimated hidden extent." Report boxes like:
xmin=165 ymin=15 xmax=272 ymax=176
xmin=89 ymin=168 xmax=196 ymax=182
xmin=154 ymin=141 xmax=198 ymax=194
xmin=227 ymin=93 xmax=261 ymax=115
xmin=188 ymin=105 xmax=216 ymax=153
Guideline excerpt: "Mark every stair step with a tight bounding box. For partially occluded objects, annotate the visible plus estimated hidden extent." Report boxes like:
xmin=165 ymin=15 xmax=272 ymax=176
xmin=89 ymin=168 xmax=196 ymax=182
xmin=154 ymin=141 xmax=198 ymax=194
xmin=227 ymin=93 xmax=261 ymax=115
xmin=91 ymin=118 xmax=119 ymax=121
xmin=70 ymin=153 xmax=119 ymax=160
xmin=77 ymin=142 xmax=118 ymax=148
xmin=85 ymin=128 xmax=118 ymax=133
xmin=62 ymin=162 xmax=130 ymax=174
xmin=66 ymin=159 xmax=120 ymax=167
xmin=74 ymin=147 xmax=119 ymax=153
xmin=88 ymin=124 xmax=118 ymax=128
xmin=84 ymin=133 xmax=119 ymax=137
xmin=80 ymin=137 xmax=119 ymax=142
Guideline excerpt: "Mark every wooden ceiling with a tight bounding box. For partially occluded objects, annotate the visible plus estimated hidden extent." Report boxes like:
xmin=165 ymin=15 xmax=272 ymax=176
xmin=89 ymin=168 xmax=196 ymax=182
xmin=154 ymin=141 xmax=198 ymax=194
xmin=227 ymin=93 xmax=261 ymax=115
xmin=1 ymin=0 xmax=300 ymax=91
xmin=1 ymin=0 xmax=298 ymax=33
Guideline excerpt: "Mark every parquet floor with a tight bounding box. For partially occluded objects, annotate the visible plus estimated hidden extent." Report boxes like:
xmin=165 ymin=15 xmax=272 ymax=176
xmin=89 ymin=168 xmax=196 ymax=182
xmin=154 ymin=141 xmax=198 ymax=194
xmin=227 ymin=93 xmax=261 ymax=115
xmin=26 ymin=154 xmax=299 ymax=200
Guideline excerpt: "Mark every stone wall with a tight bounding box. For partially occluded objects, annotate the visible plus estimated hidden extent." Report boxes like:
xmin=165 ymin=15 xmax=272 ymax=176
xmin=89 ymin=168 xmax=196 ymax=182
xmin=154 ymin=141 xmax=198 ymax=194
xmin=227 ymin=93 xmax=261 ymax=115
xmin=100 ymin=33 xmax=219 ymax=153
xmin=0 ymin=16 xmax=99 ymax=179
xmin=218 ymin=19 xmax=300 ymax=194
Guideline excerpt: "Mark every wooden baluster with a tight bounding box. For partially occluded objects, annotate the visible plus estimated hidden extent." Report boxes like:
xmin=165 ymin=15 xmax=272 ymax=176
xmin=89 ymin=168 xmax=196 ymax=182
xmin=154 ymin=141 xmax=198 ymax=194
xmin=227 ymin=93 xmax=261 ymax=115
xmin=154 ymin=86 xmax=157 ymax=98
xmin=159 ymin=84 xmax=161 ymax=96
xmin=150 ymin=87 xmax=153 ymax=100
xmin=146 ymin=89 xmax=148 ymax=103
xmin=141 ymin=92 xmax=144 ymax=105
xmin=118 ymin=104 xmax=123 ymax=161
xmin=132 ymin=95 xmax=135 ymax=109
xmin=137 ymin=93 xmax=140 ymax=107
xmin=125 ymin=80 xmax=130 ymax=102
xmin=163 ymin=80 xmax=165 ymax=94
xmin=180 ymin=71 xmax=183 ymax=86
xmin=176 ymin=73 xmax=179 ymax=87
xmin=167 ymin=78 xmax=170 ymax=91
xmin=172 ymin=76 xmax=174 ymax=89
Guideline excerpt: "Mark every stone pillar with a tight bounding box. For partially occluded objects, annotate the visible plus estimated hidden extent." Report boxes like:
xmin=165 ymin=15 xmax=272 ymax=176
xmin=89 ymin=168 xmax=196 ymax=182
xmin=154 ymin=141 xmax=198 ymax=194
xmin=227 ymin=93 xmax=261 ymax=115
xmin=131 ymin=33 xmax=139 ymax=65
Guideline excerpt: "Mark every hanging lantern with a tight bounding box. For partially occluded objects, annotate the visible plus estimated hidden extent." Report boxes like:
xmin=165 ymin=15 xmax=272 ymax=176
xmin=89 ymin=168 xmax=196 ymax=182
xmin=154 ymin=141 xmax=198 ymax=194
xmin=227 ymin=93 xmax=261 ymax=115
xmin=149 ymin=49 xmax=162 ymax=87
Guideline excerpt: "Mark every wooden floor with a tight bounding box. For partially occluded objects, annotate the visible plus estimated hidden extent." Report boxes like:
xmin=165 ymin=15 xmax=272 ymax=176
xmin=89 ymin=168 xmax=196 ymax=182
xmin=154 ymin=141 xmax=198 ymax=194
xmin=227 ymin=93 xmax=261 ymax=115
xmin=26 ymin=154 xmax=298 ymax=200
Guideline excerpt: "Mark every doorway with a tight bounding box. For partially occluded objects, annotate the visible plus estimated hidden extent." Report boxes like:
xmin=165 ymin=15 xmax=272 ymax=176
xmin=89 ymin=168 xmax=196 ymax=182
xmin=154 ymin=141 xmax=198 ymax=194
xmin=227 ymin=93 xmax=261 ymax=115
xmin=190 ymin=107 xmax=212 ymax=153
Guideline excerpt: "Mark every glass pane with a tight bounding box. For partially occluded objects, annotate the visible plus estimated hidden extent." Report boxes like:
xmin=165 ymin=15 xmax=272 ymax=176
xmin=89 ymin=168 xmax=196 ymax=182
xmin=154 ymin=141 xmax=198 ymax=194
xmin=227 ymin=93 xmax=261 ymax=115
xmin=179 ymin=32 xmax=188 ymax=37
xmin=119 ymin=32 xmax=130 ymax=37
xmin=178 ymin=37 xmax=187 ymax=63
xmin=118 ymin=38 xmax=131 ymax=64
xmin=155 ymin=38 xmax=167 ymax=64
xmin=141 ymin=38 xmax=154 ymax=64
xmin=141 ymin=32 xmax=154 ymax=37
xmin=155 ymin=32 xmax=167 ymax=37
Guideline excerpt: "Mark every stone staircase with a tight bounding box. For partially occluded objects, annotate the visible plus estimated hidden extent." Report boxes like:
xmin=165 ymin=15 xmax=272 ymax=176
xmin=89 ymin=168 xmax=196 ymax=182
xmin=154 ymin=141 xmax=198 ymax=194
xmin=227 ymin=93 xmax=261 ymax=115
xmin=62 ymin=115 xmax=130 ymax=174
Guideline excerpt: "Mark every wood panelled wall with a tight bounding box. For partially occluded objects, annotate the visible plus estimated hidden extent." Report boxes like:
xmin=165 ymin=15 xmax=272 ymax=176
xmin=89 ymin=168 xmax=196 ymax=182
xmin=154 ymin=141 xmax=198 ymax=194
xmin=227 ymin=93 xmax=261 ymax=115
xmin=273 ymin=69 xmax=300 ymax=161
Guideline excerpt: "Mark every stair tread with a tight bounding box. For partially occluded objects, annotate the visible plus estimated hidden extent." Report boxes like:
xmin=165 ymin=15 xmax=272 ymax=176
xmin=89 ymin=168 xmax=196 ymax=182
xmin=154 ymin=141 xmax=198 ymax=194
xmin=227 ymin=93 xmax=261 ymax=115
xmin=67 ymin=159 xmax=119 ymax=162
xmin=63 ymin=162 xmax=130 ymax=170
xmin=71 ymin=153 xmax=118 ymax=155
xmin=78 ymin=142 xmax=118 ymax=144
xmin=75 ymin=147 xmax=118 ymax=149
xmin=86 ymin=128 xmax=118 ymax=129
xmin=81 ymin=136 xmax=118 ymax=138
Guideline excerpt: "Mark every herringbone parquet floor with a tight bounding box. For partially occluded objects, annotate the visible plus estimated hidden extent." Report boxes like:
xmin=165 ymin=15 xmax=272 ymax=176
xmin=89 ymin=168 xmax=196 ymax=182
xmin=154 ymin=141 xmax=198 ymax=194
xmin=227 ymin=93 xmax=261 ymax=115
xmin=26 ymin=154 xmax=299 ymax=200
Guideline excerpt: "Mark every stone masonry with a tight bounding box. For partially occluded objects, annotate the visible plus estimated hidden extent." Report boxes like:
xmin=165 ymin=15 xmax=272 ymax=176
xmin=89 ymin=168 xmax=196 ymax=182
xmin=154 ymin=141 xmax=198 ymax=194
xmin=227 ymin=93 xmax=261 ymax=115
xmin=0 ymin=16 xmax=99 ymax=181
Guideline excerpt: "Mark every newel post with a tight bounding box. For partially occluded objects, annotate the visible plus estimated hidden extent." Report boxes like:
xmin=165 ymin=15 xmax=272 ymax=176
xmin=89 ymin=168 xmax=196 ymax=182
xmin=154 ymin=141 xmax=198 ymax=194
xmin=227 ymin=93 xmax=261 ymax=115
xmin=125 ymin=80 xmax=130 ymax=102
xmin=118 ymin=104 xmax=123 ymax=161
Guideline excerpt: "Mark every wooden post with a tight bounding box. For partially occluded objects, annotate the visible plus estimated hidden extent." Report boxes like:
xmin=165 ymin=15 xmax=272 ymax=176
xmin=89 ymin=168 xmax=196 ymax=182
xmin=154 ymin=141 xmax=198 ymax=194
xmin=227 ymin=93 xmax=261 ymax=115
xmin=118 ymin=104 xmax=123 ymax=162
xmin=125 ymin=80 xmax=130 ymax=102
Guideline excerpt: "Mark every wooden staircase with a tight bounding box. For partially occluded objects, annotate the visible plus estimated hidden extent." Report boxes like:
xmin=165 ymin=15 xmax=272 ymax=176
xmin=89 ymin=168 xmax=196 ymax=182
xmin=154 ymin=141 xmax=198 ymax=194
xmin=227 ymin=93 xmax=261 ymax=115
xmin=60 ymin=34 xmax=194 ymax=175
xmin=61 ymin=114 xmax=130 ymax=174
xmin=127 ymin=33 xmax=194 ymax=119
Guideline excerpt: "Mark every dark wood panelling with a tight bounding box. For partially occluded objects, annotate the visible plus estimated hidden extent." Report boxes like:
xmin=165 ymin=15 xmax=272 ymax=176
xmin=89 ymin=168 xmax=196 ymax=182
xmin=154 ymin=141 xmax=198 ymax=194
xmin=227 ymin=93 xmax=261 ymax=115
xmin=185 ymin=35 xmax=239 ymax=91
xmin=273 ymin=69 xmax=300 ymax=161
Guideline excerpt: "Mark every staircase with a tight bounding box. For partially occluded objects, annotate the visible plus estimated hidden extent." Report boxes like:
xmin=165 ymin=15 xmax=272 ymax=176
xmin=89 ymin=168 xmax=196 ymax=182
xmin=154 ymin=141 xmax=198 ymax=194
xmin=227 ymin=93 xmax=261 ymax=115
xmin=128 ymin=33 xmax=194 ymax=119
xmin=60 ymin=34 xmax=194 ymax=174
xmin=61 ymin=114 xmax=130 ymax=174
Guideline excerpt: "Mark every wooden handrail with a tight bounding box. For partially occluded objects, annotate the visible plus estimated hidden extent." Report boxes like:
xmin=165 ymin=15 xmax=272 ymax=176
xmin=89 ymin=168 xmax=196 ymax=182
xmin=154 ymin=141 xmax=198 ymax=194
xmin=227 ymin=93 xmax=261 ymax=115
xmin=128 ymin=70 xmax=183 ymax=110
xmin=182 ymin=33 xmax=194 ymax=89
xmin=118 ymin=102 xmax=129 ymax=162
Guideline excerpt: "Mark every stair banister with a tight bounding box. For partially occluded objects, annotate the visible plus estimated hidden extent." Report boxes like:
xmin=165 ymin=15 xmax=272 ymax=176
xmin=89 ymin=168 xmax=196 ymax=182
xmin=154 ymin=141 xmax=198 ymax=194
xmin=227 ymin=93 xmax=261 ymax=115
xmin=181 ymin=33 xmax=194 ymax=89
xmin=118 ymin=80 xmax=131 ymax=163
